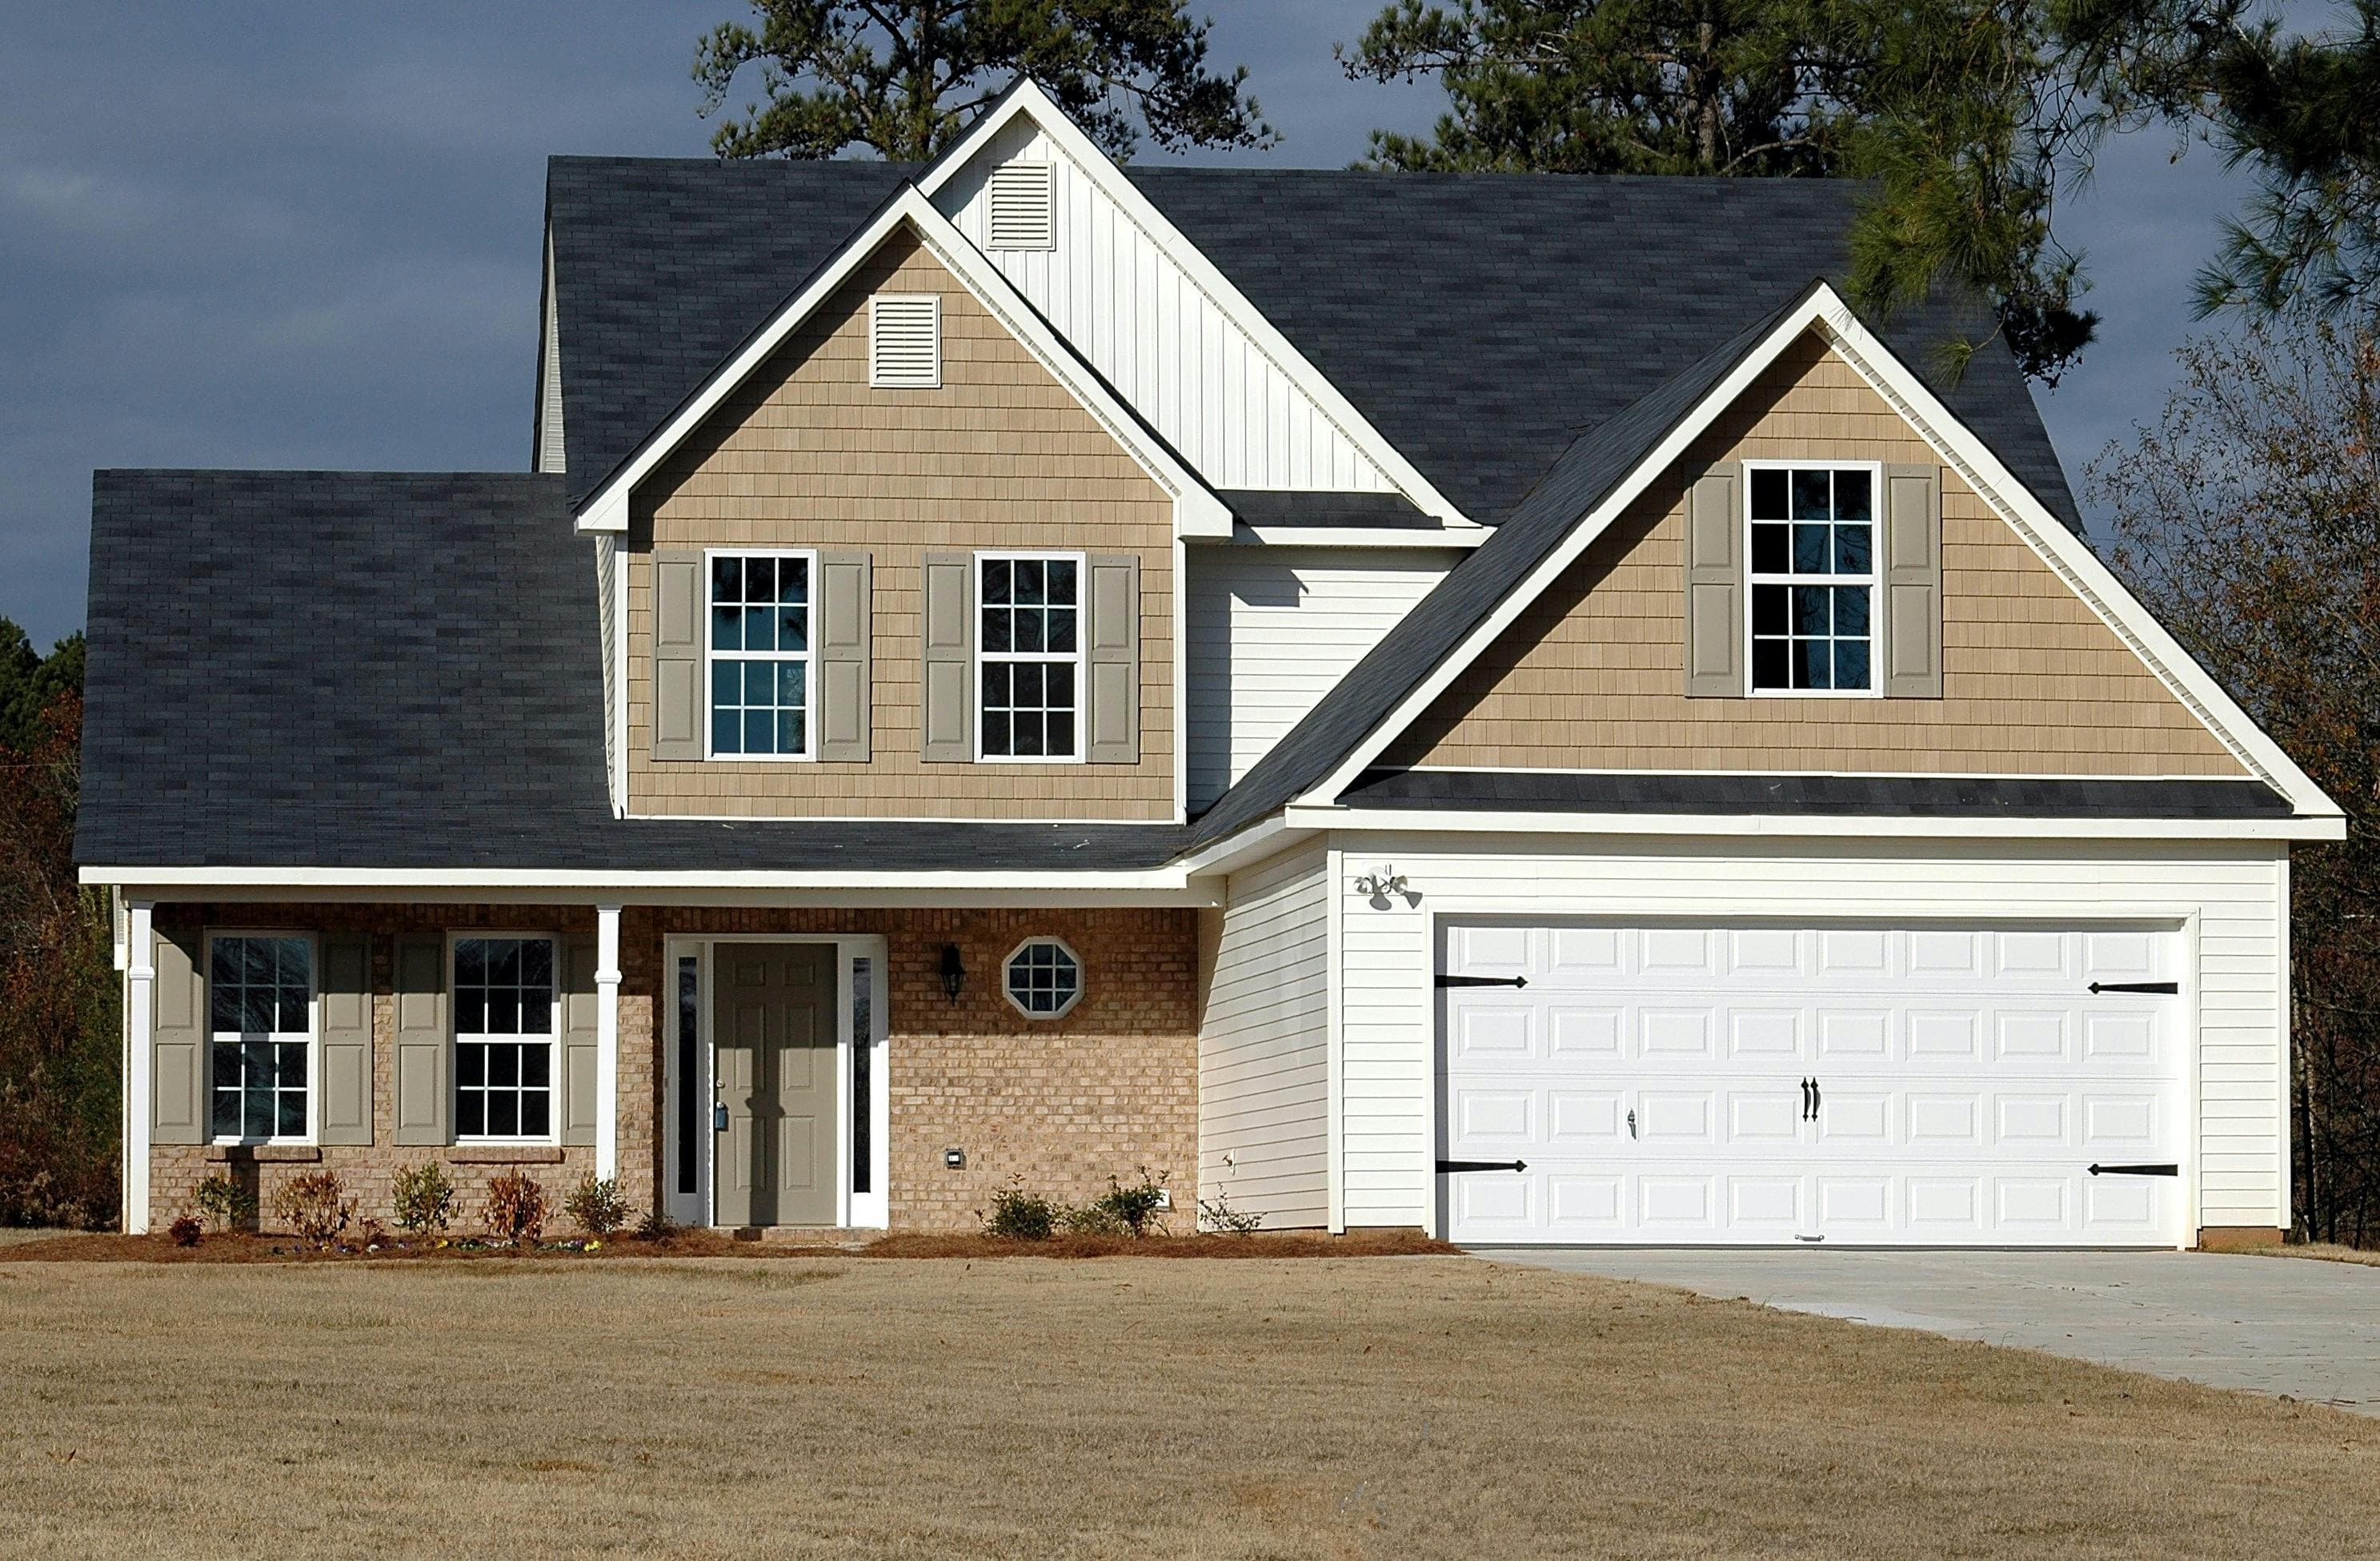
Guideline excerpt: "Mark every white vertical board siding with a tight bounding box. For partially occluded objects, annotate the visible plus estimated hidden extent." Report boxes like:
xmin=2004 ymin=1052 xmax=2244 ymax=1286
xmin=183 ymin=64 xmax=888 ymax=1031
xmin=1186 ymin=548 xmax=1456 ymax=809
xmin=935 ymin=121 xmax=1399 ymax=495
xmin=1199 ymin=841 xmax=1331 ymax=1226
xmin=1330 ymin=835 xmax=2290 ymax=1236
xmin=538 ymin=233 xmax=564 ymax=476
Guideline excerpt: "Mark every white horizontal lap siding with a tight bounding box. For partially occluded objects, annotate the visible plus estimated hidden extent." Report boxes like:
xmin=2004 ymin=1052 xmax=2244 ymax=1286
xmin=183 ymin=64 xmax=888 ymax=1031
xmin=1331 ymin=835 xmax=2290 ymax=1234
xmin=935 ymin=122 xmax=1397 ymax=494
xmin=1186 ymin=549 xmax=1456 ymax=809
xmin=1199 ymin=841 xmax=1330 ymax=1226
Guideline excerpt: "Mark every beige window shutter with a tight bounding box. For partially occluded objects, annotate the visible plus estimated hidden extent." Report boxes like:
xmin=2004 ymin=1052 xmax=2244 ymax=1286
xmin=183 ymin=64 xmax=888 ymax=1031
xmin=651 ymin=551 xmax=705 ymax=760
xmin=318 ymin=933 xmax=374 ymax=1146
xmin=1881 ymin=463 xmax=1944 ymax=698
xmin=921 ymin=551 xmax=975 ymax=763
xmin=1682 ymin=463 xmax=1745 ymax=697
xmin=559 ymin=936 xmax=599 ymax=1148
xmin=391 ymin=933 xmax=451 ymax=1146
xmin=150 ymin=926 xmax=206 ymax=1146
xmin=1084 ymin=553 xmax=1140 ymax=764
xmin=816 ymin=550 xmax=873 ymax=763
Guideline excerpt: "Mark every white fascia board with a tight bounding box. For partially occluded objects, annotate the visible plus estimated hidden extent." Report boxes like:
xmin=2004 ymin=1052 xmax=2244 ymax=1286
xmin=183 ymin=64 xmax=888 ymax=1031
xmin=571 ymin=185 xmax=1231 ymax=542
xmin=1216 ymin=526 xmax=1486 ymax=551
xmin=1297 ymin=281 xmax=2343 ymax=823
xmin=1285 ymin=803 xmax=2343 ymax=843
xmin=918 ymin=80 xmax=1475 ymax=530
xmin=81 ymin=865 xmax=1221 ymax=905
xmin=1805 ymin=294 xmax=2340 ymax=821
xmin=1170 ymin=811 xmax=1313 ymax=877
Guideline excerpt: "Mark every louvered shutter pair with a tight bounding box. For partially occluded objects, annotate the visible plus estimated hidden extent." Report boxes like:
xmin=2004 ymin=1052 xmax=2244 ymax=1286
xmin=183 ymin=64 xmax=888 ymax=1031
xmin=1681 ymin=463 xmax=1943 ymax=698
xmin=150 ymin=929 xmax=599 ymax=1150
xmin=651 ymin=552 xmax=874 ymax=763
xmin=653 ymin=552 xmax=1137 ymax=764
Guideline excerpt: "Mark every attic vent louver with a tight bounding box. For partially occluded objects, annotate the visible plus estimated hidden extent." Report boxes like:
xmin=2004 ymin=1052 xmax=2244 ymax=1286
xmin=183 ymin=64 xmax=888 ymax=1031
xmin=987 ymin=163 xmax=1056 ymax=251
xmin=869 ymin=295 xmax=941 ymax=389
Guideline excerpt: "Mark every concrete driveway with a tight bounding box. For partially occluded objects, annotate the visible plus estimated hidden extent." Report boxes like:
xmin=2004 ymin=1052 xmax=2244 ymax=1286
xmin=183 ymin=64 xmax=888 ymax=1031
xmin=1472 ymin=1247 xmax=2380 ymax=1415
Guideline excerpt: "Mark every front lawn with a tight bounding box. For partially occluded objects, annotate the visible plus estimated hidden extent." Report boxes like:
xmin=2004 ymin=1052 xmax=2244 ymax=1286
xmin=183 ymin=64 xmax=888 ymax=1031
xmin=2 ymin=1254 xmax=2373 ymax=1559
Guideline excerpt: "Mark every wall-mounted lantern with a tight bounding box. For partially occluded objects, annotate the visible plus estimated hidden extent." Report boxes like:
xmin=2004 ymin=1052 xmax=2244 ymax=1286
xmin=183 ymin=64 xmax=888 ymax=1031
xmin=939 ymin=943 xmax=967 ymax=1004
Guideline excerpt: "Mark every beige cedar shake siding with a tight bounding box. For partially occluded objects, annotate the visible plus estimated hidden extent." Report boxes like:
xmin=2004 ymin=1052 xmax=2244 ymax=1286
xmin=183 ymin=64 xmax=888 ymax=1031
xmin=1384 ymin=333 xmax=2246 ymax=776
xmin=625 ymin=229 xmax=1177 ymax=819
xmin=148 ymin=905 xmax=1197 ymax=1236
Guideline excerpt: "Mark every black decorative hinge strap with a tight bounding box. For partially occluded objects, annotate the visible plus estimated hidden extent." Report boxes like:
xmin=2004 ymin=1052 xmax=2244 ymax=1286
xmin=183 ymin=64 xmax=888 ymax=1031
xmin=1437 ymin=1159 xmax=1529 ymax=1174
xmin=2089 ymin=981 xmax=2179 ymax=994
xmin=2088 ymin=1162 xmax=2179 ymax=1177
xmin=1436 ymin=974 xmax=1529 ymax=989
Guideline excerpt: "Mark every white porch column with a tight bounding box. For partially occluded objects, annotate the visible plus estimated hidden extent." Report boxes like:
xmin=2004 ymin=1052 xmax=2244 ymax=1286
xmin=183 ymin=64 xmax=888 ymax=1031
xmin=123 ymin=900 xmax=154 ymax=1234
xmin=595 ymin=904 xmax=622 ymax=1180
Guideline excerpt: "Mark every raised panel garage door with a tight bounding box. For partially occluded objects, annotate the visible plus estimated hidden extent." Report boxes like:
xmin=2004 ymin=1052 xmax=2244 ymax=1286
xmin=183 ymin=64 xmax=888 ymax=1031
xmin=1437 ymin=921 xmax=2185 ymax=1246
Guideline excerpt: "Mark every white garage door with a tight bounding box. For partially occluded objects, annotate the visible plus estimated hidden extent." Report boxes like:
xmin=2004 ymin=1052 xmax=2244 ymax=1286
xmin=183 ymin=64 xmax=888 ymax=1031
xmin=1437 ymin=921 xmax=2186 ymax=1246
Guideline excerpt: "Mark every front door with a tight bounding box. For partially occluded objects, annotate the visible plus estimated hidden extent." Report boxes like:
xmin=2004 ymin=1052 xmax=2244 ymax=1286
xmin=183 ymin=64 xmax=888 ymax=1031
xmin=714 ymin=943 xmax=838 ymax=1226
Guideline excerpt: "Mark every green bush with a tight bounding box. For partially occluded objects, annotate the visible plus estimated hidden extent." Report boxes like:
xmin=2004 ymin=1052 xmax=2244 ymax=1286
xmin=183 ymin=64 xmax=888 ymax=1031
xmin=982 ymin=1181 xmax=1060 ymax=1241
xmin=391 ymin=1161 xmax=454 ymax=1235
xmin=563 ymin=1174 xmax=629 ymax=1238
xmin=193 ymin=1172 xmax=257 ymax=1233
xmin=1066 ymin=1168 xmax=1171 ymax=1238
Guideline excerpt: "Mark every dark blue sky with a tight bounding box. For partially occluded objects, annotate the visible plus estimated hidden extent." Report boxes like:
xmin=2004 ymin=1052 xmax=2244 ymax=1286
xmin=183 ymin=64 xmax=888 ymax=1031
xmin=0 ymin=2 xmax=2275 ymax=650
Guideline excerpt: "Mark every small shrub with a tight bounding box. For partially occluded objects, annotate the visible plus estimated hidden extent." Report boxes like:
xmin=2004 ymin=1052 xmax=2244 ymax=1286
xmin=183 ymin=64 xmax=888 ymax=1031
xmin=167 ymin=1214 xmax=203 ymax=1247
xmin=357 ymin=1217 xmax=388 ymax=1248
xmin=981 ymin=1181 xmax=1060 ymax=1241
xmin=391 ymin=1161 xmax=455 ymax=1235
xmin=632 ymin=1206 xmax=679 ymax=1244
xmin=1199 ymin=1190 xmax=1264 ymax=1235
xmin=483 ymin=1170 xmax=548 ymax=1246
xmin=272 ymin=1170 xmax=353 ymax=1246
xmin=193 ymin=1173 xmax=258 ymax=1233
xmin=564 ymin=1174 xmax=630 ymax=1238
xmin=1058 ymin=1200 xmax=1125 ymax=1237
xmin=1089 ymin=1167 xmax=1171 ymax=1238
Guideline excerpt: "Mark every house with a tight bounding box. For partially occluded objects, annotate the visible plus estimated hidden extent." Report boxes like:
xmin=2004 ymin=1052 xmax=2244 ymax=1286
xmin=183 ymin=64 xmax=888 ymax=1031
xmin=78 ymin=81 xmax=2341 ymax=1250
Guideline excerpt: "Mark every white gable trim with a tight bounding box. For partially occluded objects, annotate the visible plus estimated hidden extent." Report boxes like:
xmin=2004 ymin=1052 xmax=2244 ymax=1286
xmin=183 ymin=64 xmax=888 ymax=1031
xmin=1300 ymin=283 xmax=2342 ymax=821
xmin=920 ymin=80 xmax=1480 ymax=529
xmin=572 ymin=185 xmax=1232 ymax=541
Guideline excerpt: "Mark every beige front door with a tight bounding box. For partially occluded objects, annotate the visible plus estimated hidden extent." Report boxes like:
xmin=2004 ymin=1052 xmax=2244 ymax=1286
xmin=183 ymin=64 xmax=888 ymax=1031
xmin=713 ymin=943 xmax=838 ymax=1227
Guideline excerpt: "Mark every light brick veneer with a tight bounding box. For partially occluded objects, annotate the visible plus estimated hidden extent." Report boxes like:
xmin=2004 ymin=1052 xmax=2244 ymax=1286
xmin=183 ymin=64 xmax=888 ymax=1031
xmin=150 ymin=903 xmax=1196 ymax=1235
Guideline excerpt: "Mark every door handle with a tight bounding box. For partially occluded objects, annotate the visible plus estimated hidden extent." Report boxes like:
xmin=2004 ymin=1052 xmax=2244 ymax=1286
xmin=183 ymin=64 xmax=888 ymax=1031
xmin=713 ymin=1102 xmax=729 ymax=1132
xmin=1801 ymin=1078 xmax=1813 ymax=1121
xmin=1809 ymin=1078 xmax=1821 ymax=1121
xmin=1625 ymin=1109 xmax=1637 ymax=1140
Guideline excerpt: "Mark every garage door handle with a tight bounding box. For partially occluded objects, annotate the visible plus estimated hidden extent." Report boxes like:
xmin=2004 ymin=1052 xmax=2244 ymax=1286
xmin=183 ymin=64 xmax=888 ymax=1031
xmin=2088 ymin=1162 xmax=2178 ymax=1177
xmin=2089 ymin=981 xmax=2178 ymax=994
xmin=1437 ymin=1159 xmax=1529 ymax=1174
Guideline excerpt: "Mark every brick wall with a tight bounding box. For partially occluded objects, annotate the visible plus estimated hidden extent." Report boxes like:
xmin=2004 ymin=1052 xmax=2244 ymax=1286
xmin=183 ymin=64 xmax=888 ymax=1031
xmin=149 ymin=903 xmax=1197 ymax=1235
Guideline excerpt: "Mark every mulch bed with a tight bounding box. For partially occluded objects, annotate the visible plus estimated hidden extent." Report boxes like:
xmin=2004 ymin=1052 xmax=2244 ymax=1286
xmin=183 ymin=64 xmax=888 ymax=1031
xmin=0 ymin=1227 xmax=1456 ymax=1264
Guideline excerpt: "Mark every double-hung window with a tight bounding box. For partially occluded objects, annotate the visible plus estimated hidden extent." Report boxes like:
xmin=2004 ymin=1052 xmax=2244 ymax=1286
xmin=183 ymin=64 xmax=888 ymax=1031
xmin=1748 ymin=463 xmax=1877 ymax=694
xmin=708 ymin=552 xmax=812 ymax=758
xmin=455 ymin=936 xmax=556 ymax=1142
xmin=209 ymin=935 xmax=314 ymax=1142
xmin=978 ymin=554 xmax=1082 ymax=760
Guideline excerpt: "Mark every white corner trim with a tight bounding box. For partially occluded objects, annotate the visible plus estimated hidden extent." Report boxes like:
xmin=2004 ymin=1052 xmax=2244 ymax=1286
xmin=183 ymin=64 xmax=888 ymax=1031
xmin=1295 ymin=281 xmax=2343 ymax=822
xmin=1805 ymin=295 xmax=2336 ymax=817
xmin=920 ymin=80 xmax=1471 ymax=529
xmin=594 ymin=904 xmax=622 ymax=1181
xmin=571 ymin=185 xmax=1231 ymax=543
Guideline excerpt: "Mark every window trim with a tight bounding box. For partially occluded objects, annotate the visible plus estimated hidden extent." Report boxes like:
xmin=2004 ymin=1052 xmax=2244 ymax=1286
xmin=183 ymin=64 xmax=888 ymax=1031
xmin=204 ymin=929 xmax=319 ymax=1148
xmin=448 ymin=929 xmax=562 ymax=1148
xmin=973 ymin=549 xmax=1088 ymax=765
xmin=702 ymin=547 xmax=819 ymax=763
xmin=1741 ymin=458 xmax=1885 ymax=700
xmin=1002 ymin=936 xmax=1084 ymax=1021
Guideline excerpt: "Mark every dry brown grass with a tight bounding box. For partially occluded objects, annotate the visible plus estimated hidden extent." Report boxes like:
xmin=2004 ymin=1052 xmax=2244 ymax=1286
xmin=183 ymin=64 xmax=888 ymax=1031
xmin=2246 ymin=1241 xmax=2380 ymax=1268
xmin=2 ymin=1255 xmax=2374 ymax=1559
xmin=0 ymin=1227 xmax=1452 ymax=1264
